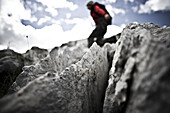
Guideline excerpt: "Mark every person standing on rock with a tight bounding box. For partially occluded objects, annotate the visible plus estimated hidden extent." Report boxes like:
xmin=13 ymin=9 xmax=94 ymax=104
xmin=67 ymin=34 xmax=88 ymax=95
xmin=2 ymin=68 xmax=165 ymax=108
xmin=86 ymin=0 xmax=112 ymax=48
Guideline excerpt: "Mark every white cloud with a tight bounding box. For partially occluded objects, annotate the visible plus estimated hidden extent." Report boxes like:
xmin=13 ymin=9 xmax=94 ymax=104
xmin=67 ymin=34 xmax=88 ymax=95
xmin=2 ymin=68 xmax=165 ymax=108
xmin=45 ymin=7 xmax=58 ymax=17
xmin=28 ymin=18 xmax=94 ymax=50
xmin=0 ymin=0 xmax=32 ymax=21
xmin=138 ymin=0 xmax=170 ymax=14
xmin=0 ymin=12 xmax=93 ymax=53
xmin=0 ymin=0 xmax=34 ymax=52
xmin=37 ymin=16 xmax=51 ymax=25
xmin=0 ymin=0 xmax=123 ymax=53
xmin=105 ymin=0 xmax=117 ymax=3
xmin=124 ymin=0 xmax=134 ymax=3
xmin=105 ymin=5 xmax=115 ymax=17
xmin=113 ymin=8 xmax=125 ymax=14
xmin=104 ymin=25 xmax=123 ymax=38
xmin=36 ymin=0 xmax=78 ymax=11
xmin=120 ymin=24 xmax=126 ymax=29
xmin=0 ymin=16 xmax=31 ymax=52
xmin=31 ymin=2 xmax=43 ymax=12
xmin=132 ymin=6 xmax=138 ymax=12
xmin=30 ymin=16 xmax=38 ymax=23
xmin=1 ymin=12 xmax=123 ymax=53
xmin=106 ymin=5 xmax=125 ymax=16
xmin=0 ymin=0 xmax=37 ymax=23
xmin=63 ymin=18 xmax=94 ymax=41
xmin=66 ymin=13 xmax=71 ymax=19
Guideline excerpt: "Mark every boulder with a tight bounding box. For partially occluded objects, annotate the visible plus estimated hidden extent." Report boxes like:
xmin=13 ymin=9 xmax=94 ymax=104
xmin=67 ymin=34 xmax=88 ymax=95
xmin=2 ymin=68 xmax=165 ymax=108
xmin=23 ymin=47 xmax=48 ymax=66
xmin=0 ymin=43 xmax=110 ymax=113
xmin=0 ymin=49 xmax=24 ymax=98
xmin=103 ymin=23 xmax=170 ymax=113
xmin=8 ymin=39 xmax=88 ymax=94
xmin=0 ymin=23 xmax=170 ymax=113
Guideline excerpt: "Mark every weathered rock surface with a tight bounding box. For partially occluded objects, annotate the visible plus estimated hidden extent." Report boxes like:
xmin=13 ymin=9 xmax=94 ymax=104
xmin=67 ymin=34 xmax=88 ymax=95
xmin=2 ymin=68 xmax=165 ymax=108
xmin=0 ymin=43 xmax=110 ymax=113
xmin=103 ymin=23 xmax=170 ymax=113
xmin=8 ymin=39 xmax=88 ymax=94
xmin=23 ymin=47 xmax=48 ymax=66
xmin=0 ymin=47 xmax=50 ymax=97
xmin=0 ymin=49 xmax=24 ymax=98
xmin=124 ymin=24 xmax=170 ymax=113
xmin=0 ymin=23 xmax=170 ymax=113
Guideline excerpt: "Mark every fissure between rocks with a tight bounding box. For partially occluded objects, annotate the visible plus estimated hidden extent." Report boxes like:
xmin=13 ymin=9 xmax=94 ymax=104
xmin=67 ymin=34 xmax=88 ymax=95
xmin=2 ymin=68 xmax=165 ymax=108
xmin=0 ymin=23 xmax=170 ymax=113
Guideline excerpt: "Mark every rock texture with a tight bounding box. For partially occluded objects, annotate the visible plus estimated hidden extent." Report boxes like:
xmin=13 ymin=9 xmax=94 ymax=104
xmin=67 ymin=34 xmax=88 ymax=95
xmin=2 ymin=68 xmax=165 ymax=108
xmin=0 ymin=43 xmax=110 ymax=113
xmin=0 ymin=23 xmax=170 ymax=113
xmin=23 ymin=47 xmax=48 ymax=66
xmin=124 ymin=24 xmax=170 ymax=113
xmin=0 ymin=47 xmax=49 ymax=97
xmin=8 ymin=39 xmax=88 ymax=94
xmin=0 ymin=49 xmax=24 ymax=97
xmin=103 ymin=23 xmax=170 ymax=113
xmin=0 ymin=49 xmax=24 ymax=98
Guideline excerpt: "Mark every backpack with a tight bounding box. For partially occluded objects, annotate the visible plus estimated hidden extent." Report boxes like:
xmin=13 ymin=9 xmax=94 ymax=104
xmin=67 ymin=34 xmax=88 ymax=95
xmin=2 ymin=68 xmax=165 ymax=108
xmin=94 ymin=2 xmax=112 ymax=25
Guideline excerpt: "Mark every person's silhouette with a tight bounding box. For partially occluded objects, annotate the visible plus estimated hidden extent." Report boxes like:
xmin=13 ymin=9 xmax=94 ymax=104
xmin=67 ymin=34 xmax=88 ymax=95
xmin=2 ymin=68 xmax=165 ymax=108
xmin=86 ymin=1 xmax=112 ymax=47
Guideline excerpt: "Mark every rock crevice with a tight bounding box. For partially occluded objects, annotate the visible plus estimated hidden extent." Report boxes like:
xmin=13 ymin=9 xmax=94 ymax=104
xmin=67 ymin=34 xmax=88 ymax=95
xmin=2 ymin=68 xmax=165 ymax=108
xmin=0 ymin=23 xmax=170 ymax=113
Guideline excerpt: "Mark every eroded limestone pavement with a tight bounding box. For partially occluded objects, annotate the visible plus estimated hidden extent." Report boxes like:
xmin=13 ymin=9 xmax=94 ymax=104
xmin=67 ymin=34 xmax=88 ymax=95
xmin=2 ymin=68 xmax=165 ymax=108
xmin=0 ymin=23 xmax=170 ymax=113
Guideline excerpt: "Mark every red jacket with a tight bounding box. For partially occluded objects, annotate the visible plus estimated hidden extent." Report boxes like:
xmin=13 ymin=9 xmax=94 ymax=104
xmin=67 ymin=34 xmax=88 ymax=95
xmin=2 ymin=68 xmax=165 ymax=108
xmin=91 ymin=4 xmax=107 ymax=25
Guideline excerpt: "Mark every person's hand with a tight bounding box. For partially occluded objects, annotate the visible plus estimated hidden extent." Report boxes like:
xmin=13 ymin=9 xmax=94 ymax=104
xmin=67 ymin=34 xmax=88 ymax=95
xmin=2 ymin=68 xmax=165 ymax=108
xmin=104 ymin=14 xmax=110 ymax=20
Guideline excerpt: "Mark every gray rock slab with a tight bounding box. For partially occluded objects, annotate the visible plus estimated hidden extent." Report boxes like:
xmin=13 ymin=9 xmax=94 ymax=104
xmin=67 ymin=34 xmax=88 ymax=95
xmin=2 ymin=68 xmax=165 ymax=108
xmin=8 ymin=39 xmax=88 ymax=94
xmin=103 ymin=23 xmax=170 ymax=113
xmin=0 ymin=49 xmax=24 ymax=98
xmin=0 ymin=43 xmax=109 ymax=113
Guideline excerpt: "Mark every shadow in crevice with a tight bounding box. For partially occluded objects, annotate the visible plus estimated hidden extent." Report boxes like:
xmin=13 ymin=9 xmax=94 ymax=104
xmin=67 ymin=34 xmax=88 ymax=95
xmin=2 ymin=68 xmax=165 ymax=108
xmin=103 ymin=33 xmax=121 ymax=45
xmin=100 ymin=48 xmax=115 ymax=113
xmin=120 ymin=63 xmax=136 ymax=113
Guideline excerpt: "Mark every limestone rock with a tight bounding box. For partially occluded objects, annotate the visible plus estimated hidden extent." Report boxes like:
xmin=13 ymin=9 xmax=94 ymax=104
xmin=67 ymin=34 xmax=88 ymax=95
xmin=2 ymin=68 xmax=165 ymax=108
xmin=0 ymin=49 xmax=24 ymax=98
xmin=125 ymin=25 xmax=170 ymax=113
xmin=8 ymin=39 xmax=88 ymax=94
xmin=51 ymin=39 xmax=88 ymax=73
xmin=0 ymin=43 xmax=110 ymax=113
xmin=0 ymin=23 xmax=170 ymax=113
xmin=103 ymin=23 xmax=170 ymax=113
xmin=23 ymin=47 xmax=48 ymax=66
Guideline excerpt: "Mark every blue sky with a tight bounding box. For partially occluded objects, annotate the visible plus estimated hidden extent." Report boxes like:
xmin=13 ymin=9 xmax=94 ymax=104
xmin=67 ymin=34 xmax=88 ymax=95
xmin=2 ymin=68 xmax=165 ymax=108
xmin=0 ymin=0 xmax=170 ymax=53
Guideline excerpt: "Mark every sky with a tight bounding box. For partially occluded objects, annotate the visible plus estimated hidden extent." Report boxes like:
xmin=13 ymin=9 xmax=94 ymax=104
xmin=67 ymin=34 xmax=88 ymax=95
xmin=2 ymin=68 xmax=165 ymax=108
xmin=0 ymin=0 xmax=170 ymax=53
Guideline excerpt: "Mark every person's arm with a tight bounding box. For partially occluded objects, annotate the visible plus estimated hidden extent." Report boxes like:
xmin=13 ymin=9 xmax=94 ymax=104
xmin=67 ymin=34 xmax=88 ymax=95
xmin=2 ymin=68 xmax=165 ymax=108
xmin=94 ymin=5 xmax=110 ymax=20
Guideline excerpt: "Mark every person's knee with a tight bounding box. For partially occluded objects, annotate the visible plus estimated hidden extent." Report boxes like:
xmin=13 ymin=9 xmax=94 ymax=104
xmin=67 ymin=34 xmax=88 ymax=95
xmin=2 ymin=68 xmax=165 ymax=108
xmin=96 ymin=39 xmax=104 ymax=47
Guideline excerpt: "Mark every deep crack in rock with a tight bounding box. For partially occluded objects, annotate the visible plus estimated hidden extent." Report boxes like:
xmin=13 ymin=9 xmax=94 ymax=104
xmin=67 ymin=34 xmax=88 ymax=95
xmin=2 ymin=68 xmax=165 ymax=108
xmin=0 ymin=23 xmax=170 ymax=113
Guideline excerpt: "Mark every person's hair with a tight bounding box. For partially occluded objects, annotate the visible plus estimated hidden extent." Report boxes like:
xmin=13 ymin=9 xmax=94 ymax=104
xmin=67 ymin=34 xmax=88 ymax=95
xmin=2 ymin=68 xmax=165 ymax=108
xmin=86 ymin=1 xmax=94 ymax=6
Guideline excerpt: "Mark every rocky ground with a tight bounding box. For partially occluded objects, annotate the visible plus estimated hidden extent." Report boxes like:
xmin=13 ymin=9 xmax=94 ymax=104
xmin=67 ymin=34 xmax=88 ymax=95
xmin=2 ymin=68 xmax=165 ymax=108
xmin=0 ymin=23 xmax=170 ymax=113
